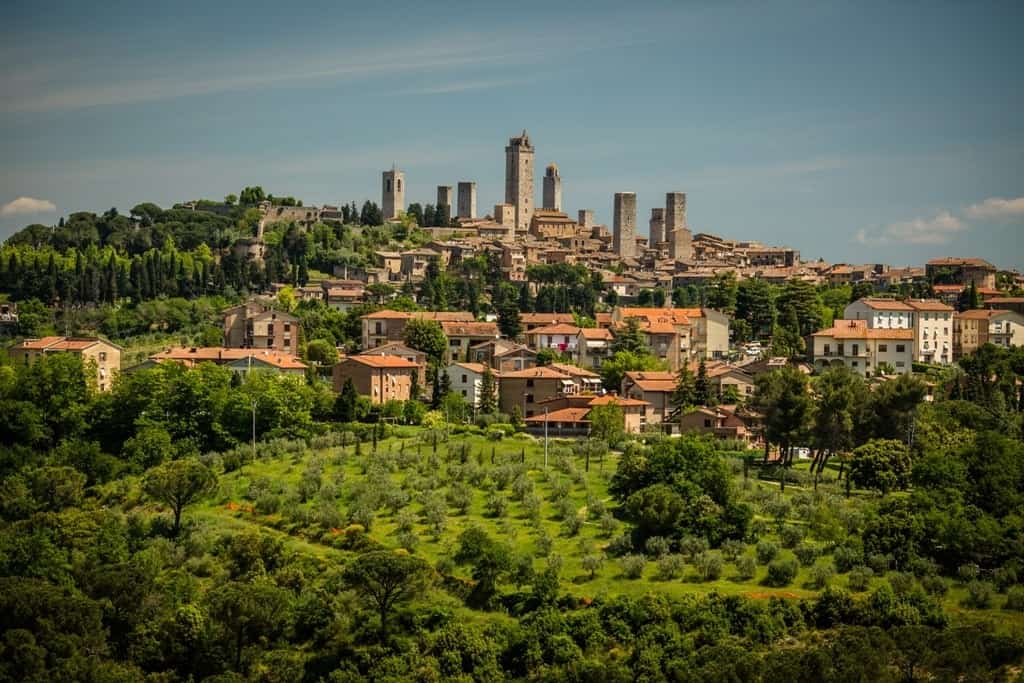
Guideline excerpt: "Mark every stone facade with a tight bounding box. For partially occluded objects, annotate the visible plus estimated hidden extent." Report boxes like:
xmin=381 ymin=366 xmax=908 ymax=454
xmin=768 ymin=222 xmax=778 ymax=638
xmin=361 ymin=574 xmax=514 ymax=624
xmin=457 ymin=181 xmax=476 ymax=219
xmin=382 ymin=168 xmax=405 ymax=221
xmin=494 ymin=203 xmax=515 ymax=236
xmin=612 ymin=192 xmax=637 ymax=258
xmin=542 ymin=163 xmax=562 ymax=211
xmin=504 ymin=130 xmax=534 ymax=235
xmin=666 ymin=192 xmax=692 ymax=260
xmin=436 ymin=185 xmax=453 ymax=224
xmin=649 ymin=207 xmax=666 ymax=244
xmin=577 ymin=209 xmax=594 ymax=232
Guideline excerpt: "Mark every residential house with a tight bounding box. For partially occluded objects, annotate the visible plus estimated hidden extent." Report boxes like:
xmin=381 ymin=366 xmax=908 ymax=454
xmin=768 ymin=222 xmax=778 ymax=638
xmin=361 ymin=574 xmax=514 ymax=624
xmin=621 ymin=370 xmax=677 ymax=431
xmin=223 ymin=302 xmax=302 ymax=355
xmin=547 ymin=362 xmax=602 ymax=393
xmin=679 ymin=405 xmax=761 ymax=444
xmin=360 ymin=310 xmax=475 ymax=349
xmin=332 ymin=355 xmax=420 ymax=403
xmin=905 ymin=300 xmax=954 ymax=365
xmin=523 ymin=393 xmax=652 ymax=435
xmin=525 ymin=323 xmax=581 ymax=354
xmin=446 ymin=361 xmax=497 ymax=408
xmin=520 ymin=312 xmax=576 ymax=331
xmin=498 ymin=366 xmax=576 ymax=418
xmin=441 ymin=321 xmax=500 ymax=362
xmin=811 ymin=319 xmax=913 ymax=377
xmin=954 ymin=309 xmax=1024 ymax=358
xmin=358 ymin=342 xmax=427 ymax=386
xmin=575 ymin=327 xmax=614 ymax=370
xmin=469 ymin=339 xmax=537 ymax=371
xmin=926 ymin=257 xmax=997 ymax=289
xmin=985 ymin=297 xmax=1024 ymax=316
xmin=10 ymin=336 xmax=123 ymax=391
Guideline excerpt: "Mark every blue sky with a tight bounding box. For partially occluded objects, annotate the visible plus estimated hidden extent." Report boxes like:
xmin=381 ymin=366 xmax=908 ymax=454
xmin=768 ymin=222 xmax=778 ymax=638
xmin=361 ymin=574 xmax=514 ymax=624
xmin=1 ymin=0 xmax=1022 ymax=268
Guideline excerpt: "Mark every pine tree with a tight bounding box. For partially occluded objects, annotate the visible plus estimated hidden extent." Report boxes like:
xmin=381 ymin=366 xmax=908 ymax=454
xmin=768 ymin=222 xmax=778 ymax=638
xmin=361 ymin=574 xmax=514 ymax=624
xmin=671 ymin=363 xmax=697 ymax=413
xmin=479 ymin=367 xmax=497 ymax=414
xmin=695 ymin=358 xmax=712 ymax=406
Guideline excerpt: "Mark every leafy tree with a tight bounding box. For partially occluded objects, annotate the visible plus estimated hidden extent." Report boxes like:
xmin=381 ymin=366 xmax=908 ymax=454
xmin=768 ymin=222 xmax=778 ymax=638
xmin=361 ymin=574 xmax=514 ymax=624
xmin=705 ymin=271 xmax=738 ymax=314
xmin=589 ymin=403 xmax=625 ymax=445
xmin=871 ymin=374 xmax=927 ymax=443
xmin=754 ymin=367 xmax=812 ymax=464
xmin=454 ymin=526 xmax=513 ymax=607
xmin=304 ymin=339 xmax=339 ymax=370
xmin=600 ymin=351 xmax=666 ymax=393
xmin=736 ymin=277 xmax=775 ymax=339
xmin=141 ymin=458 xmax=217 ymax=536
xmin=343 ymin=550 xmax=432 ymax=640
xmin=497 ymin=300 xmax=522 ymax=339
xmin=611 ymin=318 xmax=646 ymax=355
xmin=403 ymin=318 xmax=448 ymax=364
xmin=810 ymin=367 xmax=870 ymax=475
xmin=671 ymin=363 xmax=697 ymax=413
xmin=849 ymin=439 xmax=911 ymax=495
xmin=208 ymin=580 xmax=291 ymax=672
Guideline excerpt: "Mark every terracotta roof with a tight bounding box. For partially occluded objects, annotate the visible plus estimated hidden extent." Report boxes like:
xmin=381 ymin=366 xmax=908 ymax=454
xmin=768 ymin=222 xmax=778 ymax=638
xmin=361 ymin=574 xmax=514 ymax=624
xmin=624 ymin=370 xmax=678 ymax=393
xmin=986 ymin=297 xmax=1024 ymax=304
xmin=548 ymin=362 xmax=600 ymax=378
xmin=812 ymin=320 xmax=914 ymax=340
xmin=524 ymin=407 xmax=591 ymax=423
xmin=441 ymin=321 xmax=500 ymax=337
xmin=358 ymin=342 xmax=424 ymax=356
xmin=905 ymin=299 xmax=953 ymax=311
xmin=931 ymin=284 xmax=964 ymax=293
xmin=15 ymin=336 xmax=85 ymax=350
xmin=151 ymin=347 xmax=305 ymax=369
xmin=360 ymin=310 xmax=476 ymax=322
xmin=528 ymin=323 xmax=582 ymax=335
xmin=957 ymin=308 xmax=1022 ymax=320
xmin=926 ymin=257 xmax=995 ymax=269
xmin=587 ymin=394 xmax=650 ymax=407
xmin=520 ymin=313 xmax=576 ymax=326
xmin=500 ymin=366 xmax=573 ymax=380
xmin=344 ymin=355 xmax=420 ymax=369
xmin=853 ymin=297 xmax=913 ymax=311
xmin=579 ymin=327 xmax=613 ymax=341
xmin=449 ymin=361 xmax=491 ymax=374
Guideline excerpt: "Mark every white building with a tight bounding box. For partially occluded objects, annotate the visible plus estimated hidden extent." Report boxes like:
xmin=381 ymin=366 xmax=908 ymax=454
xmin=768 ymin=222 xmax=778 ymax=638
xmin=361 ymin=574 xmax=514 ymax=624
xmin=844 ymin=297 xmax=953 ymax=365
xmin=525 ymin=323 xmax=581 ymax=353
xmin=811 ymin=319 xmax=914 ymax=377
xmin=445 ymin=361 xmax=496 ymax=408
xmin=905 ymin=300 xmax=954 ymax=365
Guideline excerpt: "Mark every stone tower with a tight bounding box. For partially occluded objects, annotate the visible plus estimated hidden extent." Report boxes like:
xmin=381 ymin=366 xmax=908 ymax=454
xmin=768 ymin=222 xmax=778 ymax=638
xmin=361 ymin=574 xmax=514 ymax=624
xmin=542 ymin=163 xmax=562 ymax=211
xmin=578 ymin=209 xmax=594 ymax=231
xmin=457 ymin=181 xmax=476 ymax=219
xmin=436 ymin=185 xmax=453 ymax=224
xmin=382 ymin=167 xmax=404 ymax=221
xmin=613 ymin=192 xmax=637 ymax=258
xmin=665 ymin=192 xmax=692 ymax=260
xmin=504 ymin=130 xmax=535 ymax=236
xmin=649 ymin=207 xmax=666 ymax=244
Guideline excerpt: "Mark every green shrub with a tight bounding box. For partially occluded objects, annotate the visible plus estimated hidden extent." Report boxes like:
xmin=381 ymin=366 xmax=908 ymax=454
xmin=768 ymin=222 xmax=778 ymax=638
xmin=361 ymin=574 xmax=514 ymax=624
xmin=756 ymin=540 xmax=780 ymax=565
xmin=765 ymin=558 xmax=798 ymax=587
xmin=620 ymin=554 xmax=646 ymax=579
xmin=736 ymin=555 xmax=757 ymax=580
xmin=921 ymin=574 xmax=949 ymax=596
xmin=887 ymin=572 xmax=916 ymax=596
xmin=794 ymin=543 xmax=819 ymax=567
xmin=779 ymin=525 xmax=804 ymax=549
xmin=847 ymin=566 xmax=874 ymax=592
xmin=809 ymin=561 xmax=836 ymax=589
xmin=958 ymin=563 xmax=981 ymax=584
xmin=721 ymin=539 xmax=745 ymax=563
xmin=695 ymin=551 xmax=724 ymax=581
xmin=867 ymin=553 xmax=891 ymax=575
xmin=1005 ymin=586 xmax=1024 ymax=611
xmin=963 ymin=580 xmax=994 ymax=609
xmin=644 ymin=536 xmax=671 ymax=559
xmin=833 ymin=545 xmax=862 ymax=573
xmin=657 ymin=554 xmax=686 ymax=580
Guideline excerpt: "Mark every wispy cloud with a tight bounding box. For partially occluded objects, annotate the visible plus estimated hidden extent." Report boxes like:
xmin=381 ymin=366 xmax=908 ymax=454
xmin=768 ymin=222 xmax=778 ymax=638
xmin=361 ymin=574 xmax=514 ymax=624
xmin=855 ymin=211 xmax=966 ymax=246
xmin=384 ymin=77 xmax=534 ymax=97
xmin=0 ymin=196 xmax=56 ymax=216
xmin=964 ymin=196 xmax=1024 ymax=220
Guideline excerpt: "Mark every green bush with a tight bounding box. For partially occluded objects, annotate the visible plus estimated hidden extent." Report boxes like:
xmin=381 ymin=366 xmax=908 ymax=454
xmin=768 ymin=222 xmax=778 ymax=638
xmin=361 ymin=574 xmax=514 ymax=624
xmin=779 ymin=525 xmax=804 ymax=549
xmin=833 ymin=545 xmax=862 ymax=573
xmin=963 ymin=580 xmax=995 ymax=609
xmin=657 ymin=554 xmax=686 ymax=580
xmin=809 ymin=561 xmax=836 ymax=589
xmin=921 ymin=574 xmax=949 ymax=596
xmin=620 ymin=554 xmax=646 ymax=579
xmin=765 ymin=558 xmax=799 ymax=587
xmin=794 ymin=543 xmax=819 ymax=567
xmin=958 ymin=563 xmax=981 ymax=584
xmin=1004 ymin=586 xmax=1024 ymax=611
xmin=644 ymin=536 xmax=671 ymax=558
xmin=695 ymin=551 xmax=724 ymax=581
xmin=736 ymin=555 xmax=757 ymax=580
xmin=888 ymin=572 xmax=916 ymax=596
xmin=756 ymin=540 xmax=780 ymax=565
xmin=847 ymin=566 xmax=874 ymax=592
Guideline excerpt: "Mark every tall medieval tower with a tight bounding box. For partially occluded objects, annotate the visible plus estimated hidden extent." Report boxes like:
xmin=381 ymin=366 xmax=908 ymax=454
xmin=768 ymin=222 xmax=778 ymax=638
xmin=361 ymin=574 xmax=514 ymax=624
xmin=382 ymin=167 xmax=404 ymax=221
xmin=666 ymin=192 xmax=692 ymax=260
xmin=542 ymin=163 xmax=562 ymax=211
xmin=613 ymin=192 xmax=637 ymax=258
xmin=504 ymin=130 xmax=534 ymax=236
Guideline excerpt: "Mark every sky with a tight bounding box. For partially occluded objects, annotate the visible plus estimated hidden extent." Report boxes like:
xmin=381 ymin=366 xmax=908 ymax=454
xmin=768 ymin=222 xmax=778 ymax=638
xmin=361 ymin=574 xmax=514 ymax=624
xmin=1 ymin=0 xmax=1022 ymax=268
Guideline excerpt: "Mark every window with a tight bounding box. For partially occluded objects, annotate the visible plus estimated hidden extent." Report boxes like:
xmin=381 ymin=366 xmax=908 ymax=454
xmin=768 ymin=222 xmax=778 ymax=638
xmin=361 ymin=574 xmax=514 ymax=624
xmin=99 ymin=351 xmax=107 ymax=362
xmin=878 ymin=344 xmax=887 ymax=352
xmin=461 ymin=374 xmax=468 ymax=383
xmin=704 ymin=418 xmax=712 ymax=428
xmin=851 ymin=360 xmax=858 ymax=367
xmin=896 ymin=344 xmax=905 ymax=352
xmin=374 ymin=322 xmax=382 ymax=335
xmin=895 ymin=361 xmax=905 ymax=367
xmin=284 ymin=323 xmax=290 ymax=332
xmin=943 ymin=327 xmax=948 ymax=335
xmin=525 ymin=394 xmax=534 ymax=404
xmin=266 ymin=339 xmax=273 ymax=347
xmin=823 ymin=343 xmax=830 ymax=355
xmin=461 ymin=389 xmax=467 ymax=397
xmin=851 ymin=343 xmax=859 ymax=356
xmin=284 ymin=338 xmax=290 ymax=347
xmin=526 ymin=379 xmax=534 ymax=387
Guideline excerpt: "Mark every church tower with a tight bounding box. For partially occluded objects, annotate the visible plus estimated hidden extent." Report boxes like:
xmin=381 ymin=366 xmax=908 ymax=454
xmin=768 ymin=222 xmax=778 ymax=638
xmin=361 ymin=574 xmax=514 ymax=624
xmin=542 ymin=163 xmax=561 ymax=211
xmin=382 ymin=167 xmax=404 ymax=221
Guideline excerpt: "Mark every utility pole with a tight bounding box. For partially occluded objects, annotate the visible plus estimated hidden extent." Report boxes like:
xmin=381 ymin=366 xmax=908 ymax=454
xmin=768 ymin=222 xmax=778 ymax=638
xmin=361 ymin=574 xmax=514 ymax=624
xmin=543 ymin=406 xmax=549 ymax=469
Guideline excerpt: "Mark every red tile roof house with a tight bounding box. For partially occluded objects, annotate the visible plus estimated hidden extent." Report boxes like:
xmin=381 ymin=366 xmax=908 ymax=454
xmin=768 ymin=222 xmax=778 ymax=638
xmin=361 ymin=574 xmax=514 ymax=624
xmin=148 ymin=346 xmax=307 ymax=376
xmin=332 ymin=355 xmax=421 ymax=403
xmin=523 ymin=393 xmax=653 ymax=436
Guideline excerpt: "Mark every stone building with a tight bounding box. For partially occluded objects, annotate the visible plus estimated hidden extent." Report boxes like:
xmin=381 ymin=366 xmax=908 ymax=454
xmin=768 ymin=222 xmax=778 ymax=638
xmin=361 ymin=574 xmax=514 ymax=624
xmin=504 ymin=130 xmax=535 ymax=235
xmin=542 ymin=163 xmax=562 ymax=211
xmin=332 ymin=355 xmax=420 ymax=403
xmin=10 ymin=336 xmax=122 ymax=392
xmin=382 ymin=167 xmax=405 ymax=221
xmin=666 ymin=192 xmax=693 ymax=260
xmin=612 ymin=192 xmax=637 ymax=258
xmin=649 ymin=207 xmax=666 ymax=244
xmin=457 ymin=181 xmax=476 ymax=219
xmin=578 ymin=209 xmax=594 ymax=232
xmin=494 ymin=203 xmax=515 ymax=233
xmin=223 ymin=302 xmax=301 ymax=355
